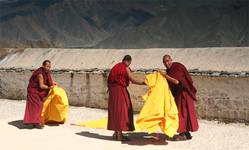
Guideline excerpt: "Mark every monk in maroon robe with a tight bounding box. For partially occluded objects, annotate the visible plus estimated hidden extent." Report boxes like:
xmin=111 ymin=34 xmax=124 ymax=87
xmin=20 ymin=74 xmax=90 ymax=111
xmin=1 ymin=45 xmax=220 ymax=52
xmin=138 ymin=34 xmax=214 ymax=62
xmin=23 ymin=60 xmax=54 ymax=129
xmin=159 ymin=55 xmax=199 ymax=140
xmin=107 ymin=55 xmax=144 ymax=141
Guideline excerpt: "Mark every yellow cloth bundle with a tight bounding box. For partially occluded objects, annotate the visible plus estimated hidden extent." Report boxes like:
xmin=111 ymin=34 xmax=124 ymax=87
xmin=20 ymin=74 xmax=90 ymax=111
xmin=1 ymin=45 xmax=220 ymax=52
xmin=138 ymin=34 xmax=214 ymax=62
xmin=41 ymin=86 xmax=69 ymax=124
xmin=136 ymin=72 xmax=179 ymax=137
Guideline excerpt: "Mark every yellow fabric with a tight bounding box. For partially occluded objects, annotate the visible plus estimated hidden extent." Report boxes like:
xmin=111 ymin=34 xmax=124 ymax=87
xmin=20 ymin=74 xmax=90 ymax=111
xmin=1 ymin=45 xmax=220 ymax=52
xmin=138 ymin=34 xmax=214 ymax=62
xmin=79 ymin=117 xmax=108 ymax=129
xmin=136 ymin=72 xmax=179 ymax=137
xmin=41 ymin=86 xmax=69 ymax=124
xmin=77 ymin=72 xmax=178 ymax=137
xmin=78 ymin=117 xmax=143 ymax=132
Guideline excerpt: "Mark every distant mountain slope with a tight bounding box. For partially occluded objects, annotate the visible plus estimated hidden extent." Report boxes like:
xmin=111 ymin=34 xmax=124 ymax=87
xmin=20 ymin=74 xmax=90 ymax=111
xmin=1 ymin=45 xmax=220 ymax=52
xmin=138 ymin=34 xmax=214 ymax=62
xmin=0 ymin=0 xmax=248 ymax=48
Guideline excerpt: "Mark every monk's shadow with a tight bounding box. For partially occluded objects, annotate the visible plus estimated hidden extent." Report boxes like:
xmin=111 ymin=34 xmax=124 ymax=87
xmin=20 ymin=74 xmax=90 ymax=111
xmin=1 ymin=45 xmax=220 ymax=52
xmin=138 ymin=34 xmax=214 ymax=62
xmin=8 ymin=120 xmax=62 ymax=129
xmin=121 ymin=132 xmax=168 ymax=145
xmin=76 ymin=131 xmax=168 ymax=145
xmin=8 ymin=120 xmax=34 ymax=129
xmin=76 ymin=131 xmax=114 ymax=141
xmin=45 ymin=121 xmax=63 ymax=127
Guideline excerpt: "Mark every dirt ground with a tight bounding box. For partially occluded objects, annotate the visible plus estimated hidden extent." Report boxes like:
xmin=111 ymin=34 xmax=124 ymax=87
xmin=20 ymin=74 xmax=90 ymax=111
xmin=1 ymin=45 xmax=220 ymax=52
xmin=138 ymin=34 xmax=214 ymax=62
xmin=0 ymin=99 xmax=248 ymax=150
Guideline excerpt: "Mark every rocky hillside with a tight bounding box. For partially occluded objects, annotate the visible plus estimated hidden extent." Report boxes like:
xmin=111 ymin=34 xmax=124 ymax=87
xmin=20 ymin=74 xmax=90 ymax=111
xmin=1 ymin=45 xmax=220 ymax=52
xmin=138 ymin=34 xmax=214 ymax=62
xmin=0 ymin=0 xmax=248 ymax=48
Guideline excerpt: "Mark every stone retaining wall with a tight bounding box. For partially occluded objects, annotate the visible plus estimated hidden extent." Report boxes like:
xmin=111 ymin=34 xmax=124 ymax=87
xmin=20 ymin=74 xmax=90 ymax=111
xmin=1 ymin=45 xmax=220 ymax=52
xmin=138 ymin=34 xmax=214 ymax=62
xmin=1 ymin=70 xmax=248 ymax=123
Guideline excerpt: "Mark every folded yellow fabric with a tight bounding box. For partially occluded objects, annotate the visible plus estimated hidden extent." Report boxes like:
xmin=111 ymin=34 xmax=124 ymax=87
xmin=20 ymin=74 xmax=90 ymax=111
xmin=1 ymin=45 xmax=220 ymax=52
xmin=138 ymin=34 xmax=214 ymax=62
xmin=136 ymin=72 xmax=179 ymax=137
xmin=41 ymin=86 xmax=69 ymax=124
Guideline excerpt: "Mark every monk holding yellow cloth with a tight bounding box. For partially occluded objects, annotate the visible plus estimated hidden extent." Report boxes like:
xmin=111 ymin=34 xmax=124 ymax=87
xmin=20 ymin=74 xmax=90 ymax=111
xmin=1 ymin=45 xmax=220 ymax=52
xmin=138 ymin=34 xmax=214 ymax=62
xmin=80 ymin=72 xmax=179 ymax=141
xmin=23 ymin=60 xmax=55 ymax=129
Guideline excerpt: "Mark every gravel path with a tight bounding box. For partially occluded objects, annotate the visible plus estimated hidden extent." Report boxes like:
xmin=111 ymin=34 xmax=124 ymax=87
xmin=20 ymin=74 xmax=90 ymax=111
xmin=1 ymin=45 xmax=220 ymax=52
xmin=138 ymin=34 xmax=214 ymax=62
xmin=0 ymin=99 xmax=248 ymax=150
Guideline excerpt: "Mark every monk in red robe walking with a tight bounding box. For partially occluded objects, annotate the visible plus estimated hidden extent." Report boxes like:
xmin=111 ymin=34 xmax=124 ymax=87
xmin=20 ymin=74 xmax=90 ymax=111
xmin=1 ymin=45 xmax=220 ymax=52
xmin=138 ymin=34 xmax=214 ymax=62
xmin=23 ymin=60 xmax=55 ymax=129
xmin=159 ymin=55 xmax=199 ymax=140
xmin=107 ymin=55 xmax=144 ymax=141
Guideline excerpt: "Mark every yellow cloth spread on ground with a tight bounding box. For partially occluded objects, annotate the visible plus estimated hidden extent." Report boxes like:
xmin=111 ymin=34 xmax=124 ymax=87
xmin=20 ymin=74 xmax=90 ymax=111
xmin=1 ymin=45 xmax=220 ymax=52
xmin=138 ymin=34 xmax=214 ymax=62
xmin=78 ymin=117 xmax=108 ymax=128
xmin=136 ymin=72 xmax=179 ymax=137
xmin=78 ymin=117 xmax=142 ymax=131
xmin=77 ymin=73 xmax=178 ymax=138
xmin=41 ymin=86 xmax=69 ymax=124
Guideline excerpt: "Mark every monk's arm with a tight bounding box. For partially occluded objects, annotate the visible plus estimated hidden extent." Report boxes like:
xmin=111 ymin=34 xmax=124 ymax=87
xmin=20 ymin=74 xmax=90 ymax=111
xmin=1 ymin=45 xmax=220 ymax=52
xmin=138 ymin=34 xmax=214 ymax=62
xmin=38 ymin=74 xmax=51 ymax=90
xmin=158 ymin=70 xmax=179 ymax=85
xmin=126 ymin=68 xmax=145 ymax=85
xmin=165 ymin=74 xmax=179 ymax=85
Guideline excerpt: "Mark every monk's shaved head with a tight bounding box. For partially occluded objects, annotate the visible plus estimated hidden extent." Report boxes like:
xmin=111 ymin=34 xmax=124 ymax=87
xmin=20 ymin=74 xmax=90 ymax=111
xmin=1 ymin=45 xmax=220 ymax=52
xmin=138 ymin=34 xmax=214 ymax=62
xmin=163 ymin=54 xmax=173 ymax=69
xmin=122 ymin=55 xmax=132 ymax=66
xmin=122 ymin=55 xmax=132 ymax=62
xmin=42 ymin=60 xmax=51 ymax=66
xmin=163 ymin=55 xmax=172 ymax=61
xmin=42 ymin=60 xmax=51 ymax=71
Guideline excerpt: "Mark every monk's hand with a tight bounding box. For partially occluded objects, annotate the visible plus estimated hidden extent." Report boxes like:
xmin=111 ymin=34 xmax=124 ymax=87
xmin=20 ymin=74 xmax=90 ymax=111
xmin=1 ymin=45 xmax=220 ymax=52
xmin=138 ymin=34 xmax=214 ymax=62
xmin=53 ymin=82 xmax=57 ymax=86
xmin=47 ymin=85 xmax=54 ymax=90
xmin=157 ymin=69 xmax=166 ymax=76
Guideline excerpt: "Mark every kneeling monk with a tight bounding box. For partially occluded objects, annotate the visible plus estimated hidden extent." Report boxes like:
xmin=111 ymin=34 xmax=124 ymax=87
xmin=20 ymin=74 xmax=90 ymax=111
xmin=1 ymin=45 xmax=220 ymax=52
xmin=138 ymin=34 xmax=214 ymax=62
xmin=107 ymin=55 xmax=145 ymax=141
xmin=23 ymin=60 xmax=55 ymax=129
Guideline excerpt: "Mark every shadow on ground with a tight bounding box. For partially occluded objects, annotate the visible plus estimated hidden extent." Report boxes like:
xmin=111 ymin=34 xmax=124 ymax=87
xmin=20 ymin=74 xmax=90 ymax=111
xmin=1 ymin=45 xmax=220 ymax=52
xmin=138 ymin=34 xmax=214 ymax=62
xmin=122 ymin=132 xmax=168 ymax=145
xmin=76 ymin=131 xmax=114 ymax=141
xmin=76 ymin=131 xmax=169 ymax=145
xmin=8 ymin=120 xmax=62 ymax=129
xmin=45 ymin=121 xmax=63 ymax=127
xmin=8 ymin=120 xmax=33 ymax=129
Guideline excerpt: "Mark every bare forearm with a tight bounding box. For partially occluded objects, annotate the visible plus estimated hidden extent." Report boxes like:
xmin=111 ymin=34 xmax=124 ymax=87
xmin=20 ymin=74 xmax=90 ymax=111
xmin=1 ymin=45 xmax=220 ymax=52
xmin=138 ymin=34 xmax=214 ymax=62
xmin=131 ymin=78 xmax=145 ymax=85
xmin=126 ymin=67 xmax=145 ymax=85
xmin=39 ymin=84 xmax=51 ymax=90
xmin=158 ymin=70 xmax=179 ymax=85
xmin=38 ymin=74 xmax=52 ymax=90
xmin=165 ymin=75 xmax=179 ymax=85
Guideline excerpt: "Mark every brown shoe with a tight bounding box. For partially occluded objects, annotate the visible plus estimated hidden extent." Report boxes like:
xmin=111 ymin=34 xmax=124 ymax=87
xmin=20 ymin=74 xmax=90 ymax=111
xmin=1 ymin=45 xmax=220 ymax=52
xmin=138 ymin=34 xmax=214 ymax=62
xmin=173 ymin=135 xmax=187 ymax=141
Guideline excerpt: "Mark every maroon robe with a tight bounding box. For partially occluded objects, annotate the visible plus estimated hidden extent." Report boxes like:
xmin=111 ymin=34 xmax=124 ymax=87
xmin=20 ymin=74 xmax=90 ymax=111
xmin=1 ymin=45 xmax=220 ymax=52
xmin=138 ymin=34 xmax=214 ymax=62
xmin=23 ymin=67 xmax=53 ymax=124
xmin=107 ymin=62 xmax=135 ymax=131
xmin=167 ymin=62 xmax=199 ymax=133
